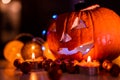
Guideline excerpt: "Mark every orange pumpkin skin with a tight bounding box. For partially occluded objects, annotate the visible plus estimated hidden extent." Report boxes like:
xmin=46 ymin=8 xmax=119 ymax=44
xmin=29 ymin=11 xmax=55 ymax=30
xmin=47 ymin=5 xmax=120 ymax=61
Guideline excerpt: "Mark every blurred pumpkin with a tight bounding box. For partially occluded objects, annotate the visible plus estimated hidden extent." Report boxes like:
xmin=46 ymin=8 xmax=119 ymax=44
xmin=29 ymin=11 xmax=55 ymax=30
xmin=4 ymin=40 xmax=24 ymax=63
xmin=42 ymin=42 xmax=56 ymax=61
xmin=47 ymin=4 xmax=120 ymax=61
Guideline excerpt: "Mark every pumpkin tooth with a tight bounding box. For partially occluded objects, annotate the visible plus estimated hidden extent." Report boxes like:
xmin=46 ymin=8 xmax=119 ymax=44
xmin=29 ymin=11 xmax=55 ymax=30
xmin=58 ymin=41 xmax=94 ymax=55
xmin=76 ymin=41 xmax=94 ymax=55
xmin=81 ymin=4 xmax=100 ymax=11
xmin=58 ymin=48 xmax=77 ymax=55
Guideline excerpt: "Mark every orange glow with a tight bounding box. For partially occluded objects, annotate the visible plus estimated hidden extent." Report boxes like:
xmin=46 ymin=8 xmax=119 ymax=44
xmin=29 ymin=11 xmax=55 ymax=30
xmin=31 ymin=45 xmax=35 ymax=50
xmin=30 ymin=72 xmax=38 ymax=80
xmin=21 ymin=41 xmax=43 ymax=60
xmin=3 ymin=40 xmax=24 ymax=63
xmin=87 ymin=56 xmax=91 ymax=62
xmin=16 ymin=53 xmax=21 ymax=58
xmin=113 ymin=56 xmax=120 ymax=67
xmin=42 ymin=42 xmax=56 ymax=61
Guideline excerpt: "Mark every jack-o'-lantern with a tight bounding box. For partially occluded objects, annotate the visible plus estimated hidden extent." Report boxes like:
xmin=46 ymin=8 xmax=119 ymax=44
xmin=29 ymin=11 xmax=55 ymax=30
xmin=47 ymin=4 xmax=120 ymax=61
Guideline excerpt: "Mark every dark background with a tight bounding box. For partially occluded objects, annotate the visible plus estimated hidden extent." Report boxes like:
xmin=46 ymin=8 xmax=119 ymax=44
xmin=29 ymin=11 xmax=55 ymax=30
xmin=0 ymin=0 xmax=120 ymax=59
xmin=20 ymin=0 xmax=120 ymax=37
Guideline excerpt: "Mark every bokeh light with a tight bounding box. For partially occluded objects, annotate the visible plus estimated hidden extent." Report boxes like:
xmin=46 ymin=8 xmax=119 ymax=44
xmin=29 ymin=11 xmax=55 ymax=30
xmin=52 ymin=14 xmax=58 ymax=19
xmin=42 ymin=29 xmax=47 ymax=36
xmin=2 ymin=0 xmax=11 ymax=4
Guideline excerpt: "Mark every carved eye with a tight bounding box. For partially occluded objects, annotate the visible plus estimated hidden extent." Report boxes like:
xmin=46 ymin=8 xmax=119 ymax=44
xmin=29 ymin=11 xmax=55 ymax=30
xmin=71 ymin=17 xmax=86 ymax=30
xmin=71 ymin=17 xmax=79 ymax=29
xmin=81 ymin=4 xmax=100 ymax=11
xmin=77 ymin=19 xmax=87 ymax=29
xmin=60 ymin=33 xmax=72 ymax=42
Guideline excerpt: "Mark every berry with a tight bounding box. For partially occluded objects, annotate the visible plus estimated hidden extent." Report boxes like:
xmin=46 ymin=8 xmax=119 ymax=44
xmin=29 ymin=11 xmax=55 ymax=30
xmin=110 ymin=64 xmax=120 ymax=77
xmin=20 ymin=62 xmax=31 ymax=74
xmin=38 ymin=61 xmax=43 ymax=69
xmin=13 ymin=59 xmax=22 ymax=69
xmin=48 ymin=64 xmax=62 ymax=80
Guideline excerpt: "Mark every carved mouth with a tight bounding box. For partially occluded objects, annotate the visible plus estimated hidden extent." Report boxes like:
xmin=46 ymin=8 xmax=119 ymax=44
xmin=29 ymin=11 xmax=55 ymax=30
xmin=58 ymin=41 xmax=94 ymax=55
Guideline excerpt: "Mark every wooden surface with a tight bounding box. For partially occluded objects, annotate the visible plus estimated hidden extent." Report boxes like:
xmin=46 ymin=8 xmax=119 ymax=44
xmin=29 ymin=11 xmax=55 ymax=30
xmin=0 ymin=60 xmax=120 ymax=80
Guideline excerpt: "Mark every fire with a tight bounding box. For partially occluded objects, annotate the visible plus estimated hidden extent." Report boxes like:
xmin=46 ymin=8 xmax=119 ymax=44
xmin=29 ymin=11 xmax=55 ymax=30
xmin=87 ymin=56 xmax=91 ymax=62
xmin=32 ymin=53 xmax=35 ymax=60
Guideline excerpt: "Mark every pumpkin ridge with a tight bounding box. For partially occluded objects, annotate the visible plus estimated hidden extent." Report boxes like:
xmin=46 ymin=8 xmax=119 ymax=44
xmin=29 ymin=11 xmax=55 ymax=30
xmin=88 ymin=11 xmax=96 ymax=59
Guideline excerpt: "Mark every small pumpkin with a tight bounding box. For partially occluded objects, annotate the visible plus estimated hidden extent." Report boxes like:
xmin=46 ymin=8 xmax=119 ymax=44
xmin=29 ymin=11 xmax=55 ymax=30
xmin=47 ymin=4 xmax=120 ymax=61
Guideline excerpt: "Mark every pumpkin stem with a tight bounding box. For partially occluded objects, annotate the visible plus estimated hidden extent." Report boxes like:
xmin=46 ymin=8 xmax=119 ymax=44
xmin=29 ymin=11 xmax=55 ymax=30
xmin=81 ymin=4 xmax=100 ymax=11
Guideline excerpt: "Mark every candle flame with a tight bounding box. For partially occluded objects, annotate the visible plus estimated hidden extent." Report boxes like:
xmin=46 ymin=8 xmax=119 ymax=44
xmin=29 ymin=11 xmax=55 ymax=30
xmin=32 ymin=53 xmax=35 ymax=60
xmin=87 ymin=56 xmax=91 ymax=62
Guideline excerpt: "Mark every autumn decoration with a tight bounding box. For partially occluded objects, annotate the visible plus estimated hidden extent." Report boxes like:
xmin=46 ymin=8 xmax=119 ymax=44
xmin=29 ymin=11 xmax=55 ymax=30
xmin=47 ymin=4 xmax=120 ymax=61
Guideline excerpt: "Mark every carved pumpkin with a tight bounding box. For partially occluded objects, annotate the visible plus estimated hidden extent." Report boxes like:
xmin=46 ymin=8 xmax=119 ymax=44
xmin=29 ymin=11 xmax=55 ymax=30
xmin=47 ymin=4 xmax=120 ymax=61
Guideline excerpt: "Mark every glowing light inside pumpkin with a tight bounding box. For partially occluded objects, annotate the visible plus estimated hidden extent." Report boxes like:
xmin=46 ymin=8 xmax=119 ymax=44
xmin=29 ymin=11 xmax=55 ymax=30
xmin=87 ymin=56 xmax=91 ymax=62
